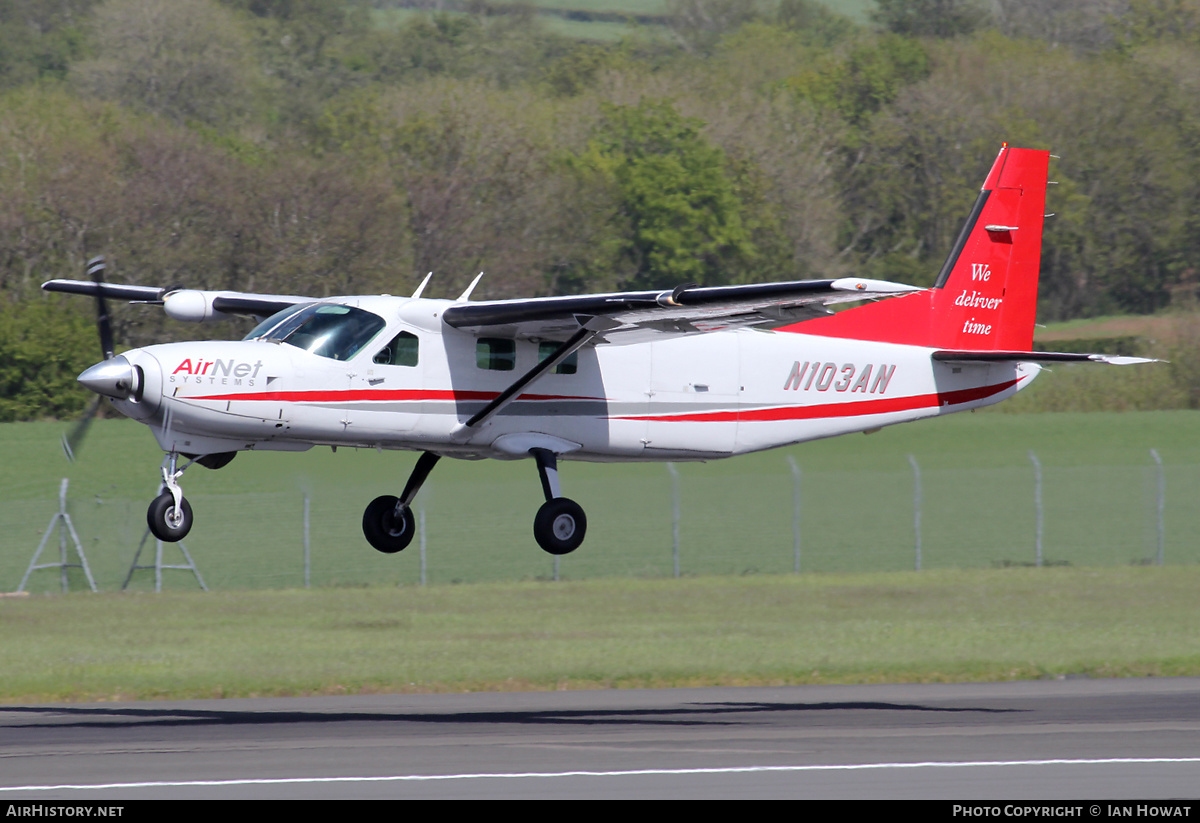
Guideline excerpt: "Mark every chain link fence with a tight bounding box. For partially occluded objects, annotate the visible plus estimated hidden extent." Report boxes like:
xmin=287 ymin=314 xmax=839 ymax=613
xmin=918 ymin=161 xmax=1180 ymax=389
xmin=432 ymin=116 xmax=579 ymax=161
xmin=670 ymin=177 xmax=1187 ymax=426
xmin=5 ymin=446 xmax=1197 ymax=593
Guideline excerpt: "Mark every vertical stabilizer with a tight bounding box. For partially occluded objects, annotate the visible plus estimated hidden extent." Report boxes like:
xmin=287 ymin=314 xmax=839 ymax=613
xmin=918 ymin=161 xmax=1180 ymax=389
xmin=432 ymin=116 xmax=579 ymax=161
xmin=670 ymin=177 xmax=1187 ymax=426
xmin=784 ymin=146 xmax=1050 ymax=351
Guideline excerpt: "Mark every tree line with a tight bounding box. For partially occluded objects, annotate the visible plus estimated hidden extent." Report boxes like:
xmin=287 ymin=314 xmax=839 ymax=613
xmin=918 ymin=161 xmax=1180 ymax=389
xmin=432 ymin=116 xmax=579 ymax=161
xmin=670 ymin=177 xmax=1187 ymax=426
xmin=1 ymin=0 xmax=1198 ymax=420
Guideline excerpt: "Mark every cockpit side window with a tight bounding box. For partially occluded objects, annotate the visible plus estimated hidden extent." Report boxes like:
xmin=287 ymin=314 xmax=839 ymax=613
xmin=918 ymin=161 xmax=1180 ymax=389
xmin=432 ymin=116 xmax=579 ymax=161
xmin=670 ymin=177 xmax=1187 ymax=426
xmin=374 ymin=331 xmax=419 ymax=367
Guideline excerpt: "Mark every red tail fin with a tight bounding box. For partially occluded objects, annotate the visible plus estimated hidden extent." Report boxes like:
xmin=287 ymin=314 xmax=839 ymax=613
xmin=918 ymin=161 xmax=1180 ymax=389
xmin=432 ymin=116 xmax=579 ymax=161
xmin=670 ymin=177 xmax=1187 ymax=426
xmin=785 ymin=146 xmax=1050 ymax=351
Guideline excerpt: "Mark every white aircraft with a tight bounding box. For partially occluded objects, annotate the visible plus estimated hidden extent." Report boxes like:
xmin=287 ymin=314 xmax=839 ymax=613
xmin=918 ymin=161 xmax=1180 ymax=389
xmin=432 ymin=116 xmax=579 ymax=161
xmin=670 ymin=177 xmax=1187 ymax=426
xmin=43 ymin=145 xmax=1149 ymax=555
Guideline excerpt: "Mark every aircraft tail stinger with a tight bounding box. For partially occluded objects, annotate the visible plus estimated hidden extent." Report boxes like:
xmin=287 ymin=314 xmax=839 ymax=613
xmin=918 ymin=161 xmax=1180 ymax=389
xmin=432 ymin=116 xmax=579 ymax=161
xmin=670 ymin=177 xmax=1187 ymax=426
xmin=784 ymin=145 xmax=1050 ymax=352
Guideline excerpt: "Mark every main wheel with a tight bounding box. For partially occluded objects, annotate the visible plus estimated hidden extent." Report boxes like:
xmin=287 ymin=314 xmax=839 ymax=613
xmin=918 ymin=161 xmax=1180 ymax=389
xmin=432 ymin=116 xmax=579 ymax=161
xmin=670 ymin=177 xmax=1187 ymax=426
xmin=147 ymin=492 xmax=193 ymax=542
xmin=363 ymin=495 xmax=416 ymax=554
xmin=533 ymin=497 xmax=587 ymax=555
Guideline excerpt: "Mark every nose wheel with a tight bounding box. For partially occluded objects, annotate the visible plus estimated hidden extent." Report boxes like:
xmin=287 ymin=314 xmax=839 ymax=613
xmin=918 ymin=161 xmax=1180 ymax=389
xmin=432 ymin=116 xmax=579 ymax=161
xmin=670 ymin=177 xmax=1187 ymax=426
xmin=146 ymin=451 xmax=196 ymax=542
xmin=147 ymin=491 xmax=193 ymax=542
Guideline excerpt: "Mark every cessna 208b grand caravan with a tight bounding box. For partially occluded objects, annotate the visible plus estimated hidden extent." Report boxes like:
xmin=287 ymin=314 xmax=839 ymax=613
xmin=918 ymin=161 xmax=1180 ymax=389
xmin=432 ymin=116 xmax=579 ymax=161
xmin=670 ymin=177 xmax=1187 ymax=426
xmin=43 ymin=146 xmax=1149 ymax=555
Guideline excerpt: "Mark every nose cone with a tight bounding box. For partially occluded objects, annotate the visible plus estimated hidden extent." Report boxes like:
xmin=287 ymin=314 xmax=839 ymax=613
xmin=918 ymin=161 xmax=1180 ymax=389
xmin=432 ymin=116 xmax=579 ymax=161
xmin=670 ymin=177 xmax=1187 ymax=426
xmin=78 ymin=355 xmax=141 ymax=400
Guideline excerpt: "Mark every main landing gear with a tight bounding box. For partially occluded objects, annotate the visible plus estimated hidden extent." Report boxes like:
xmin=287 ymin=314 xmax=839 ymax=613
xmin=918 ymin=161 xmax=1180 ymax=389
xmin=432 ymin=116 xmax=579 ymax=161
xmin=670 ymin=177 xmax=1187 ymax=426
xmin=362 ymin=451 xmax=440 ymax=554
xmin=362 ymin=448 xmax=588 ymax=556
xmin=530 ymin=448 xmax=586 ymax=555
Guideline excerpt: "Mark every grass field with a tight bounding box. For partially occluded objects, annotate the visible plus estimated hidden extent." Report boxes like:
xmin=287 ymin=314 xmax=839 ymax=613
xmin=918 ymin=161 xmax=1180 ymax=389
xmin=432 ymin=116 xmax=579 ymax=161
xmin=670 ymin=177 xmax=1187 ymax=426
xmin=4 ymin=410 xmax=1200 ymax=593
xmin=2 ymin=567 xmax=1198 ymax=703
xmin=4 ymin=412 xmax=1199 ymax=702
xmin=371 ymin=1 xmax=878 ymax=41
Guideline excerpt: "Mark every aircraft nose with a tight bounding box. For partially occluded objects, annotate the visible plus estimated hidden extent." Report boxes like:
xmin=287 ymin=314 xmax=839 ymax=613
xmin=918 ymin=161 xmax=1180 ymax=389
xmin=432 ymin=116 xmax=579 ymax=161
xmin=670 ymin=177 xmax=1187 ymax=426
xmin=78 ymin=355 xmax=142 ymax=401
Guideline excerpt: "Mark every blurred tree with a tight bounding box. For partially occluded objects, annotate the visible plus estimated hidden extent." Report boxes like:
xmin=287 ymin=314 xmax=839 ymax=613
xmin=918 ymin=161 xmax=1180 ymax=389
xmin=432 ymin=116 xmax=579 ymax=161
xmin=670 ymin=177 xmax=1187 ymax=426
xmin=989 ymin=0 xmax=1125 ymax=51
xmin=775 ymin=0 xmax=859 ymax=48
xmin=871 ymin=0 xmax=990 ymax=38
xmin=0 ymin=0 xmax=99 ymax=89
xmin=574 ymin=99 xmax=756 ymax=290
xmin=72 ymin=0 xmax=264 ymax=128
xmin=351 ymin=12 xmax=484 ymax=83
xmin=541 ymin=43 xmax=617 ymax=98
xmin=786 ymin=33 xmax=930 ymax=129
xmin=1113 ymin=0 xmax=1200 ymax=48
xmin=0 ymin=296 xmax=96 ymax=422
xmin=666 ymin=0 xmax=769 ymax=54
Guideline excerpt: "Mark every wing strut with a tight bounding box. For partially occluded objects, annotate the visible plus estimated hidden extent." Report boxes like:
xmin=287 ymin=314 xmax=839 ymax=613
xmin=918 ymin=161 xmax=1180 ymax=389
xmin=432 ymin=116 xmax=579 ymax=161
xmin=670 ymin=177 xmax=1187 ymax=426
xmin=452 ymin=317 xmax=615 ymax=439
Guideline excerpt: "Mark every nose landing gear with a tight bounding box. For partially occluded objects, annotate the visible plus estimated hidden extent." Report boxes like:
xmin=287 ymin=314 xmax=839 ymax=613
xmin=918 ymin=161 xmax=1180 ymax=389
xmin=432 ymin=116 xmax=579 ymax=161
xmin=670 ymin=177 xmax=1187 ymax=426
xmin=147 ymin=491 xmax=193 ymax=542
xmin=146 ymin=452 xmax=195 ymax=542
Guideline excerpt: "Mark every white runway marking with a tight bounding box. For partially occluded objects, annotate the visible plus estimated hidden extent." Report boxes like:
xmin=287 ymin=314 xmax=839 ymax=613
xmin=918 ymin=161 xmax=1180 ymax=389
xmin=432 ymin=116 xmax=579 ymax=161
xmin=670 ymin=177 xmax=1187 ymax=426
xmin=4 ymin=757 xmax=1200 ymax=792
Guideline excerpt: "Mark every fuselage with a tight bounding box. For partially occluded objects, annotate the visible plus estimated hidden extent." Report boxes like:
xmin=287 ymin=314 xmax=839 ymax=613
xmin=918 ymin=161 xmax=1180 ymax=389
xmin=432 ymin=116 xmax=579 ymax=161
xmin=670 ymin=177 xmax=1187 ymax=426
xmin=102 ymin=294 xmax=1039 ymax=464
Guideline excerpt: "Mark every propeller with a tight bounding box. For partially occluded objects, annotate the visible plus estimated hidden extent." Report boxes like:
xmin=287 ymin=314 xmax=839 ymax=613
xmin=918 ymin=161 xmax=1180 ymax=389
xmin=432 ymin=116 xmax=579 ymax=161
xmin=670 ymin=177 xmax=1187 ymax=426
xmin=62 ymin=256 xmax=115 ymax=462
xmin=91 ymin=256 xmax=115 ymax=361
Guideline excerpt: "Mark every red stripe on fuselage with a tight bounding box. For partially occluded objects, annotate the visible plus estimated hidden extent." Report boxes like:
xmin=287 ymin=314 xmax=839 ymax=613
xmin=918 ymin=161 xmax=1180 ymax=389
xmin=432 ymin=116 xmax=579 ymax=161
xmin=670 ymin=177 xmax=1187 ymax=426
xmin=615 ymin=379 xmax=1020 ymax=422
xmin=188 ymin=380 xmax=1020 ymax=421
xmin=187 ymin=389 xmax=602 ymax=403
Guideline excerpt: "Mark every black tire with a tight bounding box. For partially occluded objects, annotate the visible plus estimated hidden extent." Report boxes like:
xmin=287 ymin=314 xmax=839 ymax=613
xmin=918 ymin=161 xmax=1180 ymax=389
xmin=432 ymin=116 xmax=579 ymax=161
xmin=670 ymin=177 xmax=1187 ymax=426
xmin=533 ymin=497 xmax=587 ymax=555
xmin=147 ymin=491 xmax=193 ymax=543
xmin=363 ymin=495 xmax=416 ymax=554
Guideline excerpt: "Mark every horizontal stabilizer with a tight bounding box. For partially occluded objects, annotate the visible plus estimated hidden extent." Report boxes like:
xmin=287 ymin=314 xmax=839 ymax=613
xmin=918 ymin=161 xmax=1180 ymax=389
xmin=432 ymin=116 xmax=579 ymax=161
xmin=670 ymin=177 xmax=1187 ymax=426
xmin=933 ymin=350 xmax=1160 ymax=366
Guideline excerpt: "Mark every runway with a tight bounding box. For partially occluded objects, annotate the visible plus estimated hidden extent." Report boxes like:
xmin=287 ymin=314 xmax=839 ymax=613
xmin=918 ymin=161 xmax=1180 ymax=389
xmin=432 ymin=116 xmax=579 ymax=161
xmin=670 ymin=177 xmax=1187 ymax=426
xmin=2 ymin=678 xmax=1199 ymax=799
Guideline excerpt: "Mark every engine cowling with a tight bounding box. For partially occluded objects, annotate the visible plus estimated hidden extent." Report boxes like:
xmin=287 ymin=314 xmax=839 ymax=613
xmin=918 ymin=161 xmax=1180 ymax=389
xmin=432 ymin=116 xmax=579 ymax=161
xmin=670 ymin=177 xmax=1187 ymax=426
xmin=163 ymin=290 xmax=230 ymax=323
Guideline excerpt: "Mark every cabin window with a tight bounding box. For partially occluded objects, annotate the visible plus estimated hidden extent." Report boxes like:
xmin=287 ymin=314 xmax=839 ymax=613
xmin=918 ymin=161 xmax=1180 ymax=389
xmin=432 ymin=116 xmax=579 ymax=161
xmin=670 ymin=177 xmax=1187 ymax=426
xmin=374 ymin=331 xmax=419 ymax=367
xmin=476 ymin=338 xmax=515 ymax=371
xmin=538 ymin=341 xmax=578 ymax=375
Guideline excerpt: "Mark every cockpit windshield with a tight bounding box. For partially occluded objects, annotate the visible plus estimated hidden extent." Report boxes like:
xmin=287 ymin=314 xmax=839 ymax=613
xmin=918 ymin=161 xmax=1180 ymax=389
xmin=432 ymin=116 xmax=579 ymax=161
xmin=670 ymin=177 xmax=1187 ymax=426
xmin=243 ymin=303 xmax=386 ymax=362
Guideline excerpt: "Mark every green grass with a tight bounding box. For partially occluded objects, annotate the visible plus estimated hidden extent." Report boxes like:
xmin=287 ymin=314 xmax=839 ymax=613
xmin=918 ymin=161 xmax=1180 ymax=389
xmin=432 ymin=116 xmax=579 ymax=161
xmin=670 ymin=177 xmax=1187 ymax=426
xmin=5 ymin=411 xmax=1197 ymax=703
xmin=522 ymin=0 xmax=668 ymax=13
xmin=5 ymin=411 xmax=1200 ymax=593
xmin=371 ymin=5 xmax=668 ymax=42
xmin=370 ymin=1 xmax=876 ymax=42
xmin=2 ymin=567 xmax=1198 ymax=703
xmin=507 ymin=0 xmax=875 ymax=18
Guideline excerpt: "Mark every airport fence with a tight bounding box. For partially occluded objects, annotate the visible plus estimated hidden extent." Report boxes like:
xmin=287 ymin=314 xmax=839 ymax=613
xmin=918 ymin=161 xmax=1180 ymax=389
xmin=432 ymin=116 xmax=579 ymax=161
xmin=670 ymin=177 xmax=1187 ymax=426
xmin=5 ymin=445 xmax=1199 ymax=593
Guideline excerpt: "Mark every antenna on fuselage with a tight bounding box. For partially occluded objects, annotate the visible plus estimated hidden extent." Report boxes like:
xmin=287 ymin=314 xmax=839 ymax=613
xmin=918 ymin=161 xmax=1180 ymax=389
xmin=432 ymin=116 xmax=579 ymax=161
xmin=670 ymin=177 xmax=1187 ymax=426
xmin=456 ymin=272 xmax=484 ymax=302
xmin=411 ymin=272 xmax=432 ymax=299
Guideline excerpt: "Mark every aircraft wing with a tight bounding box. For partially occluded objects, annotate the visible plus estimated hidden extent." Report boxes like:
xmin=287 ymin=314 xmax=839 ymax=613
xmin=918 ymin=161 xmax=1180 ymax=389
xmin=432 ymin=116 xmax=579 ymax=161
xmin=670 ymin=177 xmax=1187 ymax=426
xmin=42 ymin=274 xmax=920 ymax=340
xmin=41 ymin=279 xmax=308 ymax=321
xmin=441 ymin=277 xmax=921 ymax=344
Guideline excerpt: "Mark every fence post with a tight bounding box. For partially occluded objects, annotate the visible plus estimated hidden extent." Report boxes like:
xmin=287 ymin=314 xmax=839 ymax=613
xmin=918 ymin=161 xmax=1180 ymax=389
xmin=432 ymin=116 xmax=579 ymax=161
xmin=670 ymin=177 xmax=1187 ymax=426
xmin=908 ymin=454 xmax=921 ymax=571
xmin=1028 ymin=451 xmax=1043 ymax=567
xmin=1151 ymin=449 xmax=1164 ymax=566
xmin=667 ymin=463 xmax=680 ymax=579
xmin=303 ymin=493 xmax=311 ymax=588
xmin=787 ymin=456 xmax=801 ymax=573
xmin=419 ymin=501 xmax=427 ymax=586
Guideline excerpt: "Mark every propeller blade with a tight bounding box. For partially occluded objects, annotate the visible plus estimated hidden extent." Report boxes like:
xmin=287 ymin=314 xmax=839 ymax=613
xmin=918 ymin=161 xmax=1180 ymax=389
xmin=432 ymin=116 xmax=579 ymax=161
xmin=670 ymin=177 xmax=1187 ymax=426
xmin=62 ymin=395 xmax=102 ymax=463
xmin=87 ymin=256 xmax=115 ymax=360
